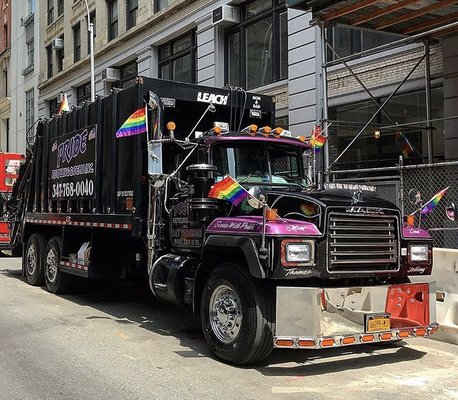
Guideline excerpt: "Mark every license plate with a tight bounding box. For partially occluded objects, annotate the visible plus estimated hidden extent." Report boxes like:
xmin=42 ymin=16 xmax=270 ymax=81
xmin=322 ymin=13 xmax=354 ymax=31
xmin=366 ymin=313 xmax=391 ymax=333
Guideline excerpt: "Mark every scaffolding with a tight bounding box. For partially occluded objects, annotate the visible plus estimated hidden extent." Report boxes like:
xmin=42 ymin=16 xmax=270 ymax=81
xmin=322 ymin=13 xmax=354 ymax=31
xmin=287 ymin=0 xmax=458 ymax=247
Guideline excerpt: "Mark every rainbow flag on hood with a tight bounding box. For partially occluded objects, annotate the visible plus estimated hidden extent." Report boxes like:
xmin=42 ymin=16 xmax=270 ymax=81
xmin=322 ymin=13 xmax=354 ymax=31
xmin=116 ymin=108 xmax=147 ymax=138
xmin=421 ymin=187 xmax=449 ymax=215
xmin=208 ymin=175 xmax=249 ymax=206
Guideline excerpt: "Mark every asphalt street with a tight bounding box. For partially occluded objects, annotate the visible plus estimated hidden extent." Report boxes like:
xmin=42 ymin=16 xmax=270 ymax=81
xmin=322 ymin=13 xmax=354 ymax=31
xmin=0 ymin=257 xmax=457 ymax=400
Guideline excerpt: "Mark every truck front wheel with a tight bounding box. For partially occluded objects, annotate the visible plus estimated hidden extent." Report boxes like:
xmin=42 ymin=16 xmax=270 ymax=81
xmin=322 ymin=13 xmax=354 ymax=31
xmin=44 ymin=237 xmax=72 ymax=294
xmin=200 ymin=263 xmax=274 ymax=364
xmin=24 ymin=234 xmax=46 ymax=286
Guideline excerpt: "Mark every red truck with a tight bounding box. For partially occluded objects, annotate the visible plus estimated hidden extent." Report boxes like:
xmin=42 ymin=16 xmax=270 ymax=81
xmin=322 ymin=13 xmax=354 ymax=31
xmin=0 ymin=153 xmax=24 ymax=248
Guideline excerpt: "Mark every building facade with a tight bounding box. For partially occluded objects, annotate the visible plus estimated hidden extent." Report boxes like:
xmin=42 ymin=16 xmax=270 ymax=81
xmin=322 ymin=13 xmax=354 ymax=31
xmin=9 ymin=0 xmax=40 ymax=153
xmin=0 ymin=0 xmax=11 ymax=151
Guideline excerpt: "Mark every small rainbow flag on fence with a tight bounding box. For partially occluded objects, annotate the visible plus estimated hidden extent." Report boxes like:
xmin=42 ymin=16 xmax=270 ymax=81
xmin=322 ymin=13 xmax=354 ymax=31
xmin=310 ymin=127 xmax=326 ymax=153
xmin=208 ymin=175 xmax=249 ymax=206
xmin=116 ymin=107 xmax=147 ymax=138
xmin=421 ymin=187 xmax=449 ymax=215
xmin=59 ymin=93 xmax=70 ymax=114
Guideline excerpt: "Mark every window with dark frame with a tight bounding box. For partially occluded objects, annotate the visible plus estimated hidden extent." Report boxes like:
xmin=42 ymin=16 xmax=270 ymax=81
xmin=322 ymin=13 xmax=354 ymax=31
xmin=56 ymin=35 xmax=64 ymax=72
xmin=108 ymin=0 xmax=118 ymax=41
xmin=49 ymin=98 xmax=58 ymax=118
xmin=77 ymin=82 xmax=91 ymax=105
xmin=57 ymin=0 xmax=63 ymax=16
xmin=112 ymin=60 xmax=138 ymax=89
xmin=46 ymin=45 xmax=53 ymax=78
xmin=25 ymin=89 xmax=34 ymax=133
xmin=47 ymin=0 xmax=54 ymax=25
xmin=226 ymin=0 xmax=288 ymax=90
xmin=158 ymin=30 xmax=196 ymax=84
xmin=25 ymin=22 xmax=34 ymax=69
xmin=327 ymin=26 xmax=398 ymax=61
xmin=87 ymin=11 xmax=96 ymax=55
xmin=155 ymin=0 xmax=169 ymax=12
xmin=127 ymin=0 xmax=138 ymax=30
xmin=3 ymin=24 xmax=7 ymax=49
xmin=73 ymin=23 xmax=81 ymax=62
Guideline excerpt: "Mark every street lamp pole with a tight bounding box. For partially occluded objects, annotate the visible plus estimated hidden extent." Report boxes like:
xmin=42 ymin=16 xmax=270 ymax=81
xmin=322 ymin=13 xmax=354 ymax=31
xmin=83 ymin=0 xmax=95 ymax=103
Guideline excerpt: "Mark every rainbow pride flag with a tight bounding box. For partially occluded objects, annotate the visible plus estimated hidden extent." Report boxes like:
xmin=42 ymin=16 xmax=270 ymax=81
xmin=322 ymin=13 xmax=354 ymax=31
xmin=59 ymin=93 xmax=70 ymax=114
xmin=421 ymin=187 xmax=449 ymax=215
xmin=116 ymin=108 xmax=147 ymax=138
xmin=310 ymin=128 xmax=326 ymax=153
xmin=208 ymin=175 xmax=249 ymax=206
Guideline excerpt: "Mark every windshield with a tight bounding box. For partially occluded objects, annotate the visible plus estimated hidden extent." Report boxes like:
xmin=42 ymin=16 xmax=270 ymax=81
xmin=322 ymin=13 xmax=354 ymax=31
xmin=211 ymin=142 xmax=306 ymax=187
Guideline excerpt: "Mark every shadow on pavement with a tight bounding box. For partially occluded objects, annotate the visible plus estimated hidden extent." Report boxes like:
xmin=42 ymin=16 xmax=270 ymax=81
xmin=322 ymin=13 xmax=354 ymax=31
xmin=2 ymin=269 xmax=429 ymax=371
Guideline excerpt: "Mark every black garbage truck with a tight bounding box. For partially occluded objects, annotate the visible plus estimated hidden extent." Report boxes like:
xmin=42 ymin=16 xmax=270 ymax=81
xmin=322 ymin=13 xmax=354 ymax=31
xmin=6 ymin=77 xmax=437 ymax=364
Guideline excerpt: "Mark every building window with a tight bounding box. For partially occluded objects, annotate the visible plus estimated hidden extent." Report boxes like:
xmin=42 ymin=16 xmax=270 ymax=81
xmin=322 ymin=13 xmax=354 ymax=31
xmin=87 ymin=11 xmax=96 ymax=55
xmin=3 ymin=24 xmax=8 ymax=49
xmin=226 ymin=0 xmax=288 ymax=90
xmin=56 ymin=35 xmax=64 ymax=72
xmin=77 ymin=82 xmax=91 ymax=105
xmin=47 ymin=0 xmax=54 ymax=25
xmin=73 ymin=23 xmax=81 ymax=62
xmin=327 ymin=27 xmax=398 ymax=60
xmin=25 ymin=89 xmax=34 ymax=133
xmin=49 ymin=98 xmax=58 ymax=118
xmin=112 ymin=60 xmax=138 ymax=89
xmin=46 ymin=45 xmax=53 ymax=78
xmin=25 ymin=22 xmax=34 ymax=69
xmin=28 ymin=0 xmax=35 ymax=14
xmin=127 ymin=0 xmax=138 ymax=30
xmin=159 ymin=31 xmax=196 ymax=83
xmin=328 ymin=87 xmax=444 ymax=169
xmin=57 ymin=0 xmax=63 ymax=16
xmin=108 ymin=0 xmax=118 ymax=41
xmin=155 ymin=0 xmax=169 ymax=12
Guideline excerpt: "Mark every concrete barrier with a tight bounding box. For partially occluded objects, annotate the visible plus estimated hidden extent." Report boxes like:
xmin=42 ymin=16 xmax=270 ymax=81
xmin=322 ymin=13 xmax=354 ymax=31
xmin=424 ymin=248 xmax=458 ymax=345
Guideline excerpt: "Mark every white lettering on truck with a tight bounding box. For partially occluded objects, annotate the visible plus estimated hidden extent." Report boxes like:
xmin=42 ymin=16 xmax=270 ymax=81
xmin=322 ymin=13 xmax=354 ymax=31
xmin=197 ymin=92 xmax=228 ymax=105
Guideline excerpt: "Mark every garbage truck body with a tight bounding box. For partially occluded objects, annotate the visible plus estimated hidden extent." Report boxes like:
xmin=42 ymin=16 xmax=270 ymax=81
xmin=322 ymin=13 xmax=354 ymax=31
xmin=7 ymin=77 xmax=437 ymax=364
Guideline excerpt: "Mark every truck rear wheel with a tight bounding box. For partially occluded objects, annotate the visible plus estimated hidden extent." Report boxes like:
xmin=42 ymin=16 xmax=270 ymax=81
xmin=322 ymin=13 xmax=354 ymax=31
xmin=24 ymin=234 xmax=46 ymax=286
xmin=200 ymin=263 xmax=274 ymax=365
xmin=44 ymin=237 xmax=72 ymax=294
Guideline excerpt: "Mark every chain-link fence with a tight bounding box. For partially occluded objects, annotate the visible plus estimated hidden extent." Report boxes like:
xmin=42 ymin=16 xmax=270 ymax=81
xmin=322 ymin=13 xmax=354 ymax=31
xmin=402 ymin=162 xmax=458 ymax=248
xmin=330 ymin=161 xmax=458 ymax=249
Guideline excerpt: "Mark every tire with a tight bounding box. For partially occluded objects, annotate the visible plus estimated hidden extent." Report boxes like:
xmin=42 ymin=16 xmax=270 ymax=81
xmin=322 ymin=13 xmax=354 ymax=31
xmin=44 ymin=237 xmax=72 ymax=294
xmin=23 ymin=234 xmax=46 ymax=286
xmin=200 ymin=263 xmax=275 ymax=365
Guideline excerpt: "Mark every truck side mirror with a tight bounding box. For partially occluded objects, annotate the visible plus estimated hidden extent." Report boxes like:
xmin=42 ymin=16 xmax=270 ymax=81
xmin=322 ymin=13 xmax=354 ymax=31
xmin=408 ymin=189 xmax=422 ymax=205
xmin=446 ymin=203 xmax=456 ymax=222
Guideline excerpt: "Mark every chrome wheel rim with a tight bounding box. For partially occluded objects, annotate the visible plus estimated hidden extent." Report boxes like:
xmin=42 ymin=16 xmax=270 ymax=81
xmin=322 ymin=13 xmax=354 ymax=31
xmin=26 ymin=244 xmax=37 ymax=276
xmin=209 ymin=284 xmax=242 ymax=344
xmin=45 ymin=247 xmax=58 ymax=284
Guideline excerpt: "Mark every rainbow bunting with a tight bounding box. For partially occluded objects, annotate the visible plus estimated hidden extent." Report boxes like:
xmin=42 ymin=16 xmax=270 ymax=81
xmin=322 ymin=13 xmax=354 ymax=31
xmin=421 ymin=187 xmax=449 ymax=215
xmin=58 ymin=93 xmax=70 ymax=114
xmin=116 ymin=108 xmax=147 ymax=138
xmin=310 ymin=127 xmax=326 ymax=153
xmin=208 ymin=175 xmax=249 ymax=206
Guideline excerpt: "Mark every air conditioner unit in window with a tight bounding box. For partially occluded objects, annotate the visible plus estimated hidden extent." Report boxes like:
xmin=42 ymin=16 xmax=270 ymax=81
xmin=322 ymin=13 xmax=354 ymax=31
xmin=102 ymin=67 xmax=120 ymax=82
xmin=52 ymin=37 xmax=64 ymax=50
xmin=212 ymin=5 xmax=240 ymax=27
xmin=57 ymin=93 xmax=64 ymax=103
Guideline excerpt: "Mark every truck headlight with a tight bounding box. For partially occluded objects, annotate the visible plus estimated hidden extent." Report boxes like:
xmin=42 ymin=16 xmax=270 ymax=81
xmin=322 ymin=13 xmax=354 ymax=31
xmin=409 ymin=244 xmax=429 ymax=263
xmin=281 ymin=240 xmax=314 ymax=267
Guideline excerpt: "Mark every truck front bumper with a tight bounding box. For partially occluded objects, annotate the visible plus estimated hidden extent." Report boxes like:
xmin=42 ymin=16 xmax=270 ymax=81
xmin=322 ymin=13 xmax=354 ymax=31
xmin=274 ymin=283 xmax=438 ymax=349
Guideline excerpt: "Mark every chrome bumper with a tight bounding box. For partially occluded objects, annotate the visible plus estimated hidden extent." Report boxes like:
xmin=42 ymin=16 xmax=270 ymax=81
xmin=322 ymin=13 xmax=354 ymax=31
xmin=274 ymin=283 xmax=438 ymax=349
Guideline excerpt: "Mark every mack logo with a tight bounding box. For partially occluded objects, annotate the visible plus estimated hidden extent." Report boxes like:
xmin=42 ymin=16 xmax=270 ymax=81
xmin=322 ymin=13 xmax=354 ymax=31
xmin=351 ymin=189 xmax=363 ymax=205
xmin=197 ymin=92 xmax=228 ymax=105
xmin=346 ymin=207 xmax=384 ymax=214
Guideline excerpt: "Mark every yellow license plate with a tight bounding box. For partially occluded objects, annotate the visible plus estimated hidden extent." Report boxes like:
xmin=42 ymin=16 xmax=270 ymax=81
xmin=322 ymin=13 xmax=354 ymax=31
xmin=366 ymin=314 xmax=391 ymax=333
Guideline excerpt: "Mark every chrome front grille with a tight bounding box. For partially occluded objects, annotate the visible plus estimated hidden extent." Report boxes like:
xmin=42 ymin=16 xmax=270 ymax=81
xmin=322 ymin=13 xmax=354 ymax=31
xmin=327 ymin=212 xmax=399 ymax=273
